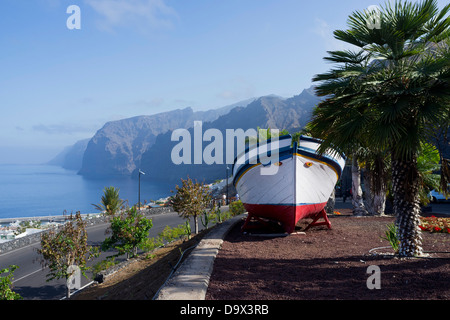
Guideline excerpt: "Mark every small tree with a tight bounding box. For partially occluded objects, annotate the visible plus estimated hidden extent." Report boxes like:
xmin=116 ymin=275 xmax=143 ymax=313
xmin=0 ymin=265 xmax=22 ymax=300
xmin=92 ymin=186 xmax=125 ymax=215
xmin=37 ymin=212 xmax=99 ymax=298
xmin=101 ymin=206 xmax=153 ymax=259
xmin=169 ymin=177 xmax=212 ymax=234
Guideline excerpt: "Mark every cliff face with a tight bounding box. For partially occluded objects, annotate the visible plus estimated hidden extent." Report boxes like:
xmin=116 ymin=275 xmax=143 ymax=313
xmin=72 ymin=87 xmax=321 ymax=181
xmin=139 ymin=88 xmax=322 ymax=183
xmin=77 ymin=101 xmax=245 ymax=177
xmin=47 ymin=138 xmax=90 ymax=171
xmin=52 ymin=85 xmax=449 ymax=185
xmin=78 ymin=108 xmax=194 ymax=176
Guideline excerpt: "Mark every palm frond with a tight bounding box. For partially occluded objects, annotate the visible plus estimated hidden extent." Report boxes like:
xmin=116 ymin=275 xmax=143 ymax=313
xmin=324 ymin=49 xmax=368 ymax=65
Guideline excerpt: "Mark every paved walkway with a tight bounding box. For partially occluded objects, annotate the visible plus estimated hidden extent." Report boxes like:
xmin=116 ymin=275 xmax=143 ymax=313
xmin=155 ymin=214 xmax=246 ymax=300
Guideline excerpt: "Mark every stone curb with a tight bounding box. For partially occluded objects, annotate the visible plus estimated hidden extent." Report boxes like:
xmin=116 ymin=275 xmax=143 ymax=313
xmin=155 ymin=214 xmax=246 ymax=300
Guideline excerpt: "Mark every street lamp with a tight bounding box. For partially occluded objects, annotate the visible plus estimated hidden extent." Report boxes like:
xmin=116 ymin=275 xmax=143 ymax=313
xmin=226 ymin=166 xmax=229 ymax=205
xmin=138 ymin=169 xmax=146 ymax=210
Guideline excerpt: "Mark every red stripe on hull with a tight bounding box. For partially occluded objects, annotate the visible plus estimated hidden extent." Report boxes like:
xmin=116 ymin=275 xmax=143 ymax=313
xmin=244 ymin=202 xmax=327 ymax=233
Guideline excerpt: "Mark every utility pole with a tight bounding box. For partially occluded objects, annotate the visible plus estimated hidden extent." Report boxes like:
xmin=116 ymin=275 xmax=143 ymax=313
xmin=226 ymin=166 xmax=229 ymax=205
xmin=138 ymin=169 xmax=146 ymax=210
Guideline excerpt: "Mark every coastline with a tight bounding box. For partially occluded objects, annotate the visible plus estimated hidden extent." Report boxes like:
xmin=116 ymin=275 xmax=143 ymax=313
xmin=0 ymin=164 xmax=174 ymax=223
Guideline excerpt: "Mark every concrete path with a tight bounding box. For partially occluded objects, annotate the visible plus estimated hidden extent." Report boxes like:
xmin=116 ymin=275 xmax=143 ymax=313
xmin=155 ymin=214 xmax=246 ymax=300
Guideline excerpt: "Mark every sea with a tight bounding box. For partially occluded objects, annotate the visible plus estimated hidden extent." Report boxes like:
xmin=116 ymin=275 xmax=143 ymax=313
xmin=0 ymin=164 xmax=174 ymax=220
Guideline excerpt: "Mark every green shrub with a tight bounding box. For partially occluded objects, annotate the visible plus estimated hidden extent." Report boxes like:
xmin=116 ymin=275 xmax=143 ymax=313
xmin=92 ymin=257 xmax=118 ymax=276
xmin=101 ymin=206 xmax=153 ymax=259
xmin=211 ymin=207 xmax=223 ymax=224
xmin=0 ymin=265 xmax=22 ymax=300
xmin=184 ymin=220 xmax=191 ymax=239
xmin=229 ymin=200 xmax=245 ymax=216
xmin=158 ymin=224 xmax=186 ymax=243
xmin=201 ymin=210 xmax=214 ymax=228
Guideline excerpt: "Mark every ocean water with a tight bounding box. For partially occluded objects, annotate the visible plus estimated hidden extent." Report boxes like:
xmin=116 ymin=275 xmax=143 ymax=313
xmin=0 ymin=164 xmax=174 ymax=220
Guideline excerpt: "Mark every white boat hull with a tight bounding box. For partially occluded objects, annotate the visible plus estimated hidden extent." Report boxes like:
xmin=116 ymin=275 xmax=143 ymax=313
xmin=232 ymin=135 xmax=345 ymax=233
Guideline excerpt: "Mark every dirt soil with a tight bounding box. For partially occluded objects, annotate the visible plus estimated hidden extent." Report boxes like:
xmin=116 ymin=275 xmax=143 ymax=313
xmin=71 ymin=209 xmax=450 ymax=300
xmin=206 ymin=209 xmax=450 ymax=300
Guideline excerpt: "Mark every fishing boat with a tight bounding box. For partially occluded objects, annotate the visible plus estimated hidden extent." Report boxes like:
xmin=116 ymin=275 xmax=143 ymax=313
xmin=232 ymin=135 xmax=346 ymax=233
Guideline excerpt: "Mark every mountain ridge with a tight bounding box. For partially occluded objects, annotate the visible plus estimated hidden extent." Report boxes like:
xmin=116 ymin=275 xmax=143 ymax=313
xmin=138 ymin=87 xmax=321 ymax=183
xmin=50 ymin=86 xmax=322 ymax=182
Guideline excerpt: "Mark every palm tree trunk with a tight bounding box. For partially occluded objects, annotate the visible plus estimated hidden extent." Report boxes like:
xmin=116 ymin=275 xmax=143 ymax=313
xmin=325 ymin=189 xmax=335 ymax=214
xmin=351 ymin=156 xmax=367 ymax=216
xmin=364 ymin=169 xmax=386 ymax=215
xmin=391 ymin=155 xmax=423 ymax=257
xmin=372 ymin=192 xmax=386 ymax=215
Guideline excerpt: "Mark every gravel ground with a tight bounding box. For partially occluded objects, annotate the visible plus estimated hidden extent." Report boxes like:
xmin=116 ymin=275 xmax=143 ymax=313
xmin=206 ymin=209 xmax=450 ymax=300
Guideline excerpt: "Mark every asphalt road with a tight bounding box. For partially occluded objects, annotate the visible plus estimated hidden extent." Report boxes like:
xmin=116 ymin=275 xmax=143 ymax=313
xmin=426 ymin=201 xmax=450 ymax=215
xmin=335 ymin=197 xmax=450 ymax=215
xmin=0 ymin=210 xmax=196 ymax=300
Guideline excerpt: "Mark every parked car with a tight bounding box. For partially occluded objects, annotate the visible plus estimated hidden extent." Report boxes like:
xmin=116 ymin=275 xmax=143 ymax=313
xmin=429 ymin=189 xmax=449 ymax=203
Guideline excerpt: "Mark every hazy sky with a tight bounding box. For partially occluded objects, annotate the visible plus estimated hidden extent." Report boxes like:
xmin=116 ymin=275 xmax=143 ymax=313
xmin=0 ymin=0 xmax=447 ymax=164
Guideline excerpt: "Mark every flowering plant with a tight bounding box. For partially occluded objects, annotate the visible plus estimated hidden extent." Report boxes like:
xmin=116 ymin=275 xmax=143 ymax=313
xmin=419 ymin=216 xmax=450 ymax=234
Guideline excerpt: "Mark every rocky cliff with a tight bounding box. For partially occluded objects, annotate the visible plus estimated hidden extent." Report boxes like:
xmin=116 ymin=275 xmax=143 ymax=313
xmin=47 ymin=138 xmax=90 ymax=171
xmin=57 ymin=87 xmax=322 ymax=181
xmin=77 ymin=100 xmax=248 ymax=177
xmin=139 ymin=88 xmax=321 ymax=183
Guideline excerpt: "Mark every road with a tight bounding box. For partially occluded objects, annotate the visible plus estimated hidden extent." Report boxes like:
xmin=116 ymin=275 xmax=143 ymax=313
xmin=335 ymin=197 xmax=450 ymax=215
xmin=426 ymin=201 xmax=450 ymax=215
xmin=0 ymin=210 xmax=197 ymax=300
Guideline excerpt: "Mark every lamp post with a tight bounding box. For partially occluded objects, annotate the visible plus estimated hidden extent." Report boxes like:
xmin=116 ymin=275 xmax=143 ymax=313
xmin=226 ymin=166 xmax=229 ymax=205
xmin=138 ymin=169 xmax=145 ymax=210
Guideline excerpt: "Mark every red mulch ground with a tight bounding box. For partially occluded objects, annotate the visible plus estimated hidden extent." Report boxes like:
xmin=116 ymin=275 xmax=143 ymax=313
xmin=206 ymin=209 xmax=450 ymax=300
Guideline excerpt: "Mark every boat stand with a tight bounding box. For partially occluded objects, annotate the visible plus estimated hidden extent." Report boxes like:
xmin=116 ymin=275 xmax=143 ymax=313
xmin=304 ymin=209 xmax=332 ymax=231
xmin=241 ymin=214 xmax=284 ymax=233
xmin=242 ymin=209 xmax=332 ymax=234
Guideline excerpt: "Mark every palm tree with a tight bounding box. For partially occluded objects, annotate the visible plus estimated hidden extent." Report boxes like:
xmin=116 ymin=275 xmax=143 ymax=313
xmin=358 ymin=146 xmax=390 ymax=216
xmin=302 ymin=122 xmax=369 ymax=216
xmin=92 ymin=186 xmax=125 ymax=215
xmin=308 ymin=0 xmax=450 ymax=257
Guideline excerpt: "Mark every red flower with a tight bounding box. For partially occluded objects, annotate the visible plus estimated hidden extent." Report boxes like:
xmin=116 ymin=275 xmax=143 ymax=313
xmin=434 ymin=227 xmax=442 ymax=232
xmin=419 ymin=225 xmax=426 ymax=230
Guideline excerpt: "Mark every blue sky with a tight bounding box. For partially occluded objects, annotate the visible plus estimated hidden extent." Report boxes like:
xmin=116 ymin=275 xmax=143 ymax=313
xmin=0 ymin=0 xmax=447 ymax=164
